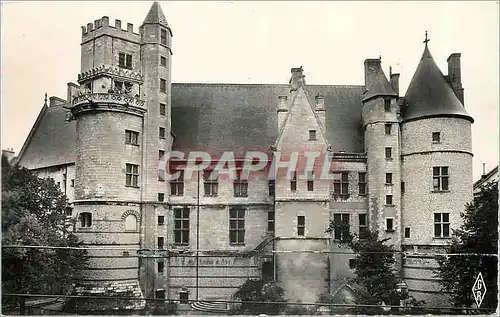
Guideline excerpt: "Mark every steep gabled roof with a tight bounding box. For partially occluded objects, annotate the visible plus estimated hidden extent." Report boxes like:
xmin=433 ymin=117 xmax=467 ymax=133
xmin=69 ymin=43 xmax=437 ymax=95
xmin=402 ymin=44 xmax=473 ymax=123
xmin=143 ymin=1 xmax=170 ymax=28
xmin=362 ymin=59 xmax=397 ymax=102
xmin=16 ymin=100 xmax=76 ymax=170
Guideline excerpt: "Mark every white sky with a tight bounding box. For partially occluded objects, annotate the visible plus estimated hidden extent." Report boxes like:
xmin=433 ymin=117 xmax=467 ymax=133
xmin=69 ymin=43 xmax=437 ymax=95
xmin=1 ymin=1 xmax=498 ymax=181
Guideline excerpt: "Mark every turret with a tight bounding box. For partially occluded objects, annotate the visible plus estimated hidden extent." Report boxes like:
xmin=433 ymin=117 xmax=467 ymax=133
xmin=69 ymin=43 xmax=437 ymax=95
xmin=400 ymin=32 xmax=473 ymax=306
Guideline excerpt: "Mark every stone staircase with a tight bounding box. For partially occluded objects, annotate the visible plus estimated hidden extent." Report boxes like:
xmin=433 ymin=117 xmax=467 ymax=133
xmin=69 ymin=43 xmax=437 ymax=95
xmin=191 ymin=298 xmax=228 ymax=314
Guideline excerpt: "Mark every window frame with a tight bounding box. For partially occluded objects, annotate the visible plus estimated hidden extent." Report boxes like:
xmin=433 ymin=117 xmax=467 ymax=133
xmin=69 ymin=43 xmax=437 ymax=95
xmin=174 ymin=207 xmax=190 ymax=245
xmin=433 ymin=166 xmax=449 ymax=191
xmin=434 ymin=213 xmax=450 ymax=238
xmin=80 ymin=212 xmax=92 ymax=228
xmin=160 ymin=78 xmax=167 ymax=93
xmin=125 ymin=164 xmax=139 ymax=187
xmin=203 ymin=170 xmax=218 ymax=197
xmin=290 ymin=171 xmax=297 ymax=192
xmin=385 ymin=194 xmax=393 ymax=206
xmin=309 ymin=130 xmax=317 ymax=141
xmin=385 ymin=173 xmax=393 ymax=185
xmin=233 ymin=179 xmax=249 ymax=197
xmin=268 ymin=180 xmax=275 ymax=196
xmin=267 ymin=210 xmax=275 ymax=233
xmin=358 ymin=172 xmax=367 ymax=195
xmin=124 ymin=214 xmax=138 ymax=232
xmin=333 ymin=213 xmax=350 ymax=241
xmin=297 ymin=216 xmax=305 ymax=237
xmin=159 ymin=103 xmax=166 ymax=116
xmin=358 ymin=213 xmax=368 ymax=239
xmin=385 ymin=217 xmax=394 ymax=232
xmin=158 ymin=215 xmax=165 ymax=226
xmin=170 ymin=170 xmax=184 ymax=196
xmin=125 ymin=130 xmax=139 ymax=145
xmin=160 ymin=56 xmax=167 ymax=67
xmin=157 ymin=261 xmax=165 ymax=274
xmin=385 ymin=123 xmax=392 ymax=135
xmin=118 ymin=52 xmax=133 ymax=69
xmin=159 ymin=127 xmax=166 ymax=139
xmin=384 ymin=98 xmax=391 ymax=112
xmin=404 ymin=227 xmax=410 ymax=238
xmin=157 ymin=236 xmax=165 ymax=249
xmin=229 ymin=208 xmax=245 ymax=245
xmin=160 ymin=29 xmax=168 ymax=46
xmin=385 ymin=147 xmax=392 ymax=160
xmin=432 ymin=132 xmax=441 ymax=143
xmin=333 ymin=172 xmax=349 ymax=196
xmin=158 ymin=193 xmax=165 ymax=202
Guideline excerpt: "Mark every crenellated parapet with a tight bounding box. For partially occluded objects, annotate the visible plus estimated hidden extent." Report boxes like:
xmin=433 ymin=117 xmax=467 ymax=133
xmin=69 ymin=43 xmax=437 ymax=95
xmin=77 ymin=65 xmax=143 ymax=84
xmin=71 ymin=93 xmax=147 ymax=117
xmin=81 ymin=16 xmax=141 ymax=44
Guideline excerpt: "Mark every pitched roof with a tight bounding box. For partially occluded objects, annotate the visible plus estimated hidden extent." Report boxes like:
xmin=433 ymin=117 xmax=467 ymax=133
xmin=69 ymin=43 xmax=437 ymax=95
xmin=143 ymin=1 xmax=170 ymax=28
xmin=362 ymin=59 xmax=397 ymax=102
xmin=171 ymin=83 xmax=365 ymax=156
xmin=402 ymin=44 xmax=473 ymax=123
xmin=16 ymin=101 xmax=76 ymax=170
xmin=17 ymin=83 xmax=365 ymax=170
xmin=473 ymin=165 xmax=499 ymax=190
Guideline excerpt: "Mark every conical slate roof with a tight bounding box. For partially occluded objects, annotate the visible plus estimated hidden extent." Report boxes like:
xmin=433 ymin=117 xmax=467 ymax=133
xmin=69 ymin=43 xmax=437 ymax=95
xmin=362 ymin=59 xmax=397 ymax=102
xmin=402 ymin=44 xmax=473 ymax=123
xmin=143 ymin=2 xmax=169 ymax=27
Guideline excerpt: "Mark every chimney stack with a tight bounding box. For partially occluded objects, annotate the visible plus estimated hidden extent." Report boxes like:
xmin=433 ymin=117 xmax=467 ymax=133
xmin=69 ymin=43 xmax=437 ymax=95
xmin=67 ymin=82 xmax=80 ymax=103
xmin=364 ymin=59 xmax=382 ymax=88
xmin=447 ymin=53 xmax=464 ymax=105
xmin=2 ymin=148 xmax=15 ymax=163
xmin=390 ymin=73 xmax=400 ymax=96
xmin=289 ymin=66 xmax=305 ymax=91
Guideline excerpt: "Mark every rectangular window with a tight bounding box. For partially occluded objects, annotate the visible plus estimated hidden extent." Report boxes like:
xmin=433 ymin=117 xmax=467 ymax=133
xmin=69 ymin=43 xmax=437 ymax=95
xmin=386 ymin=218 xmax=394 ymax=232
xmin=179 ymin=292 xmax=189 ymax=304
xmin=333 ymin=172 xmax=349 ymax=195
xmin=65 ymin=207 xmax=73 ymax=217
xmin=174 ymin=207 xmax=190 ymax=245
xmin=125 ymin=164 xmax=139 ymax=187
xmin=159 ymin=127 xmax=166 ymax=139
xmin=432 ymin=132 xmax=441 ymax=143
xmin=404 ymin=227 xmax=410 ymax=238
xmin=84 ymin=82 xmax=92 ymax=93
xmin=385 ymin=123 xmax=392 ymax=135
xmin=290 ymin=171 xmax=297 ymax=192
xmin=157 ymin=236 xmax=164 ymax=249
xmin=384 ymin=99 xmax=391 ymax=112
xmin=401 ymin=182 xmax=405 ymax=194
xmin=229 ymin=208 xmax=245 ymax=245
xmin=159 ymin=103 xmax=166 ymax=116
xmin=80 ymin=212 xmax=92 ymax=228
xmin=158 ymin=193 xmax=165 ymax=202
xmin=170 ymin=170 xmax=184 ymax=196
xmin=385 ymin=147 xmax=392 ymax=159
xmin=434 ymin=213 xmax=450 ymax=238
xmin=71 ymin=179 xmax=75 ymax=187
xmin=386 ymin=173 xmax=393 ymax=185
xmin=386 ymin=195 xmax=393 ymax=205
xmin=233 ymin=180 xmax=248 ymax=197
xmin=118 ymin=52 xmax=132 ymax=69
xmin=358 ymin=214 xmax=368 ymax=239
xmin=125 ymin=130 xmax=139 ymax=145
xmin=156 ymin=290 xmax=166 ymax=299
xmin=160 ymin=56 xmax=167 ymax=67
xmin=268 ymin=210 xmax=274 ymax=232
xmin=158 ymin=261 xmax=164 ymax=274
xmin=433 ymin=166 xmax=449 ymax=191
xmin=268 ymin=180 xmax=275 ymax=196
xmin=159 ymin=150 xmax=165 ymax=161
xmin=333 ymin=213 xmax=350 ymax=240
xmin=358 ymin=172 xmax=367 ymax=195
xmin=297 ymin=216 xmax=305 ymax=236
xmin=160 ymin=78 xmax=167 ymax=93
xmin=309 ymin=130 xmax=317 ymax=140
xmin=160 ymin=29 xmax=167 ymax=45
xmin=158 ymin=215 xmax=165 ymax=226
xmin=204 ymin=170 xmax=218 ymax=197
xmin=307 ymin=171 xmax=314 ymax=191
xmin=158 ymin=152 xmax=165 ymax=181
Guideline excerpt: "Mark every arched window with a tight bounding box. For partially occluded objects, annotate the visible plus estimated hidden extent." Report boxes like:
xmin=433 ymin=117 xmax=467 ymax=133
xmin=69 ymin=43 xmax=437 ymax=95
xmin=125 ymin=214 xmax=137 ymax=231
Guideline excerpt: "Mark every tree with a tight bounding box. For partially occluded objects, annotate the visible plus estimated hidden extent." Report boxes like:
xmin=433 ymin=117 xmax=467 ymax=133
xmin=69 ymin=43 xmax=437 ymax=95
xmin=435 ymin=181 xmax=498 ymax=312
xmin=325 ymin=223 xmax=411 ymax=314
xmin=232 ymin=279 xmax=286 ymax=315
xmin=1 ymin=156 xmax=89 ymax=308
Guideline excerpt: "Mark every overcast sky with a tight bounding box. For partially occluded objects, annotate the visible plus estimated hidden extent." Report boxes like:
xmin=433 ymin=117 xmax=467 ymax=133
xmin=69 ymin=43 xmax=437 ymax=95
xmin=1 ymin=1 xmax=498 ymax=180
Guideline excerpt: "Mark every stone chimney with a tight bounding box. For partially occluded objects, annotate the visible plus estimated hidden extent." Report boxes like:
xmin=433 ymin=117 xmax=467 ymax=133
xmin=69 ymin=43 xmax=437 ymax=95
xmin=364 ymin=59 xmax=382 ymax=88
xmin=277 ymin=96 xmax=288 ymax=131
xmin=289 ymin=66 xmax=305 ymax=92
xmin=390 ymin=73 xmax=400 ymax=96
xmin=447 ymin=53 xmax=464 ymax=105
xmin=315 ymin=94 xmax=326 ymax=129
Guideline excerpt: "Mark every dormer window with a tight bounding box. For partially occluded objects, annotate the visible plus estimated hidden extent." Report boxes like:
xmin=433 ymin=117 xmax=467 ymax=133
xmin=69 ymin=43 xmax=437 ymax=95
xmin=384 ymin=99 xmax=391 ymax=112
xmin=309 ymin=130 xmax=317 ymax=141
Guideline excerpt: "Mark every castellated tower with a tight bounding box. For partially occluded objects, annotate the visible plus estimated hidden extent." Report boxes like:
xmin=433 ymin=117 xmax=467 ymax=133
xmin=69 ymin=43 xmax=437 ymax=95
xmin=400 ymin=40 xmax=473 ymax=306
xmin=361 ymin=59 xmax=402 ymax=247
xmin=69 ymin=2 xmax=172 ymax=311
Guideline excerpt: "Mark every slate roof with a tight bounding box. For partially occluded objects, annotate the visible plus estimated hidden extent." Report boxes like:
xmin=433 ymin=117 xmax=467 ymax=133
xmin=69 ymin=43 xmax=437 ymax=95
xmin=143 ymin=1 xmax=170 ymax=28
xmin=362 ymin=59 xmax=397 ymax=102
xmin=171 ymin=83 xmax=365 ymax=156
xmin=16 ymin=101 xmax=76 ymax=170
xmin=17 ymin=83 xmax=365 ymax=170
xmin=402 ymin=44 xmax=473 ymax=123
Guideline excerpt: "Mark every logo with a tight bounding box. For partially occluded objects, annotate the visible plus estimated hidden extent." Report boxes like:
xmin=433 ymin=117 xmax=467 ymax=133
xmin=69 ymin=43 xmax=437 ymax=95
xmin=472 ymin=272 xmax=486 ymax=308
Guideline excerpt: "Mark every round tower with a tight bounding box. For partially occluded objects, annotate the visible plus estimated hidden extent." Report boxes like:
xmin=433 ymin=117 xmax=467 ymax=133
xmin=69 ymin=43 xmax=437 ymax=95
xmin=400 ymin=38 xmax=474 ymax=306
xmin=70 ymin=13 xmax=147 ymax=312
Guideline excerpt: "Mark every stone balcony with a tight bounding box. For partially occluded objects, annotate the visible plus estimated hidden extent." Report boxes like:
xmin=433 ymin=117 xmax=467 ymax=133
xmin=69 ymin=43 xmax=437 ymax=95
xmin=77 ymin=65 xmax=143 ymax=84
xmin=71 ymin=92 xmax=147 ymax=117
